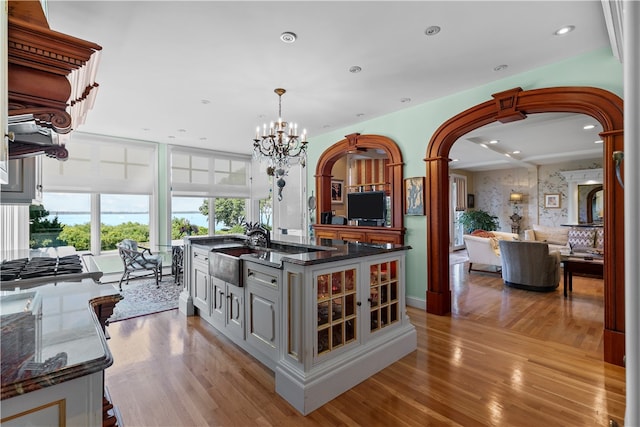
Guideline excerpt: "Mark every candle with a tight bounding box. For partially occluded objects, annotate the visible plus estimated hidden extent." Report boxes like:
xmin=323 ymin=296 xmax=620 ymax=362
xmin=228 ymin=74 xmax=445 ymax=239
xmin=269 ymin=122 xmax=274 ymax=135
xmin=263 ymin=123 xmax=267 ymax=137
xmin=255 ymin=126 xmax=260 ymax=140
xmin=302 ymin=129 xmax=307 ymax=142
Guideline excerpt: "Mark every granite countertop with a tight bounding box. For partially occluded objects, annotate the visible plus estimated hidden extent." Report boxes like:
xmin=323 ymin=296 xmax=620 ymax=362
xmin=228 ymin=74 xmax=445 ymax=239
xmin=1 ymin=279 xmax=122 ymax=400
xmin=187 ymin=235 xmax=411 ymax=268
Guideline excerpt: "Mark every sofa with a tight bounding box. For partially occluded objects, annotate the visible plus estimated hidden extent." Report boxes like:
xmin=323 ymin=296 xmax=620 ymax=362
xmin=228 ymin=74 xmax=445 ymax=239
xmin=524 ymin=224 xmax=604 ymax=254
xmin=499 ymin=240 xmax=561 ymax=292
xmin=462 ymin=230 xmax=520 ymax=274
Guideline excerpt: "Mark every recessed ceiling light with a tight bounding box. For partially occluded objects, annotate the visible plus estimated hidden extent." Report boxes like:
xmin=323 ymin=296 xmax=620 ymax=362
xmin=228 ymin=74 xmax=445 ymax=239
xmin=480 ymin=143 xmax=488 ymax=148
xmin=554 ymin=25 xmax=575 ymax=36
xmin=322 ymin=125 xmax=331 ymax=129
xmin=493 ymin=64 xmax=508 ymax=72
xmin=424 ymin=26 xmax=441 ymax=36
xmin=199 ymin=137 xmax=207 ymax=140
xmin=168 ymin=135 xmax=175 ymax=139
xmin=201 ymin=99 xmax=211 ymax=104
xmin=349 ymin=65 xmax=362 ymax=73
xmin=595 ymin=140 xmax=603 ymax=144
xmin=489 ymin=139 xmax=499 ymax=144
xmin=280 ymin=32 xmax=297 ymax=43
xmin=452 ymin=158 xmax=459 ymax=162
xmin=400 ymin=98 xmax=411 ymax=103
xmin=583 ymin=124 xmax=596 ymax=130
xmin=142 ymin=128 xmax=150 ymax=131
xmin=178 ymin=129 xmax=186 ymax=133
xmin=356 ymin=113 xmax=365 ymax=117
xmin=504 ymin=153 xmax=512 ymax=158
xmin=512 ymin=150 xmax=521 ymax=154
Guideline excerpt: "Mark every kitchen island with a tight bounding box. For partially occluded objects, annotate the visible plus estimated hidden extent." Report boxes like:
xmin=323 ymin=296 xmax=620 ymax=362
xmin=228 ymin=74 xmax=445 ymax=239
xmin=0 ymin=279 xmax=122 ymax=426
xmin=180 ymin=236 xmax=416 ymax=415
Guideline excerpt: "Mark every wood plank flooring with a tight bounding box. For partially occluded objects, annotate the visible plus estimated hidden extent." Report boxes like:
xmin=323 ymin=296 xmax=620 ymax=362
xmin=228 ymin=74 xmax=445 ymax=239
xmin=104 ymin=260 xmax=625 ymax=426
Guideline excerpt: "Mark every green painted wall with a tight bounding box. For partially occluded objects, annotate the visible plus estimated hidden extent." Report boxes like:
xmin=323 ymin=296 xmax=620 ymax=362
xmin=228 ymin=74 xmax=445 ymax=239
xmin=306 ymin=48 xmax=623 ymax=304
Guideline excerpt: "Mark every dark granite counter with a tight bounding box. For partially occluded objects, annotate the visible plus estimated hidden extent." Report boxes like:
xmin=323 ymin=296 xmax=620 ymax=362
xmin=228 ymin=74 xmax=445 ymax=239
xmin=1 ymin=279 xmax=122 ymax=400
xmin=186 ymin=235 xmax=411 ymax=269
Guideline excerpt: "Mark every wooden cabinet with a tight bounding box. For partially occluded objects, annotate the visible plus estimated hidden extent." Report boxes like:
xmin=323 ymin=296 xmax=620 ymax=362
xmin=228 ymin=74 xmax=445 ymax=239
xmin=1 ymin=157 xmax=42 ymax=204
xmin=313 ymin=224 xmax=404 ymax=244
xmin=245 ymin=263 xmax=280 ymax=363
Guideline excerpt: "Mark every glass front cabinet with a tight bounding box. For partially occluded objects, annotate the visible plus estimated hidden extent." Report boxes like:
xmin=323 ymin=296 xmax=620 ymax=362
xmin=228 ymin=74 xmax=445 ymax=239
xmin=306 ymin=256 xmax=405 ymax=363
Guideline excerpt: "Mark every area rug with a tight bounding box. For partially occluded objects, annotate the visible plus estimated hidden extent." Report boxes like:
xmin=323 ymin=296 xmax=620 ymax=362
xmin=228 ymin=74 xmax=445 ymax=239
xmin=109 ymin=278 xmax=181 ymax=322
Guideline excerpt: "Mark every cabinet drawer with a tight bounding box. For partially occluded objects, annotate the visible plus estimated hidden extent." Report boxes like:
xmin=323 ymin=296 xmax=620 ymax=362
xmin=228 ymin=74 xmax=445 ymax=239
xmin=192 ymin=248 xmax=210 ymax=270
xmin=246 ymin=265 xmax=279 ymax=290
xmin=338 ymin=231 xmax=366 ymax=242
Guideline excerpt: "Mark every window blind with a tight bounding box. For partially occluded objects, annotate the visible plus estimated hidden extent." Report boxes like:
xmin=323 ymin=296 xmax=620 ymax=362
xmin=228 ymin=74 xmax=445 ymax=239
xmin=170 ymin=146 xmax=251 ymax=198
xmin=42 ymin=133 xmax=156 ymax=194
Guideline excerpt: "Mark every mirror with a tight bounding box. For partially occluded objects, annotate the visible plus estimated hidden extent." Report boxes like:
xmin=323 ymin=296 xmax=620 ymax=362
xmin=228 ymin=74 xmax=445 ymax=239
xmin=579 ymin=184 xmax=603 ymax=224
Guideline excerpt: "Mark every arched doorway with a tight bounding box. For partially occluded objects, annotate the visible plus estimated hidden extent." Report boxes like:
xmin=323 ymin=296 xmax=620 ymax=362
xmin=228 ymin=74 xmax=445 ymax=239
xmin=424 ymin=86 xmax=625 ymax=366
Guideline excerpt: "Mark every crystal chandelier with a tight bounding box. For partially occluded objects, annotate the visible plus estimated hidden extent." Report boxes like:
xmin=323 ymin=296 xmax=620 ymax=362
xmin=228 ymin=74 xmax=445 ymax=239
xmin=253 ymin=88 xmax=308 ymax=201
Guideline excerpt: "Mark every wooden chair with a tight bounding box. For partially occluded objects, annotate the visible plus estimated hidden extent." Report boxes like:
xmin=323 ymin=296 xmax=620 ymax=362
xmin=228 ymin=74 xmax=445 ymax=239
xmin=117 ymin=239 xmax=163 ymax=291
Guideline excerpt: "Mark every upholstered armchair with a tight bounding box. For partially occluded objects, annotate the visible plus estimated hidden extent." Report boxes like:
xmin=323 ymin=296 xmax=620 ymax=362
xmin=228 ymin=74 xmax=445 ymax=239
xmin=117 ymin=239 xmax=163 ymax=291
xmin=498 ymin=240 xmax=561 ymax=292
xmin=462 ymin=231 xmax=519 ymax=274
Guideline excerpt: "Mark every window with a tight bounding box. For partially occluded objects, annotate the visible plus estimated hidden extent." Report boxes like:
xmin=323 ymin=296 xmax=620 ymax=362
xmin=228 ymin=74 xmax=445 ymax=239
xmin=32 ymin=193 xmax=91 ymax=250
xmin=100 ymin=194 xmax=150 ymax=250
xmin=171 ymin=196 xmax=209 ymax=239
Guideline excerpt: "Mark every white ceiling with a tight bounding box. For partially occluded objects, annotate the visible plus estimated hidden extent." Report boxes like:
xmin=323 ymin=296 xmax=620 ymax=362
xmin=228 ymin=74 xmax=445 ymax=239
xmin=45 ymin=1 xmax=611 ymax=169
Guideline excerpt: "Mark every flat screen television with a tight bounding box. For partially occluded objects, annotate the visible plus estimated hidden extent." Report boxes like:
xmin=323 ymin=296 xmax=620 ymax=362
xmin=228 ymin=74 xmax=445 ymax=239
xmin=347 ymin=191 xmax=386 ymax=222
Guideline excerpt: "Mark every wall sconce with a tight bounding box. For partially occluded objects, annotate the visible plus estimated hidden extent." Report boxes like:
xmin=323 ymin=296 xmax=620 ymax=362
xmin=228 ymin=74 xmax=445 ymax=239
xmin=509 ymin=192 xmax=524 ymax=203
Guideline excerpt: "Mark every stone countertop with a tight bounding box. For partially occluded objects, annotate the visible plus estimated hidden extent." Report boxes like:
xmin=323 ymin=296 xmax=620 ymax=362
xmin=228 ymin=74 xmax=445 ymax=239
xmin=1 ymin=279 xmax=122 ymax=400
xmin=186 ymin=235 xmax=411 ymax=268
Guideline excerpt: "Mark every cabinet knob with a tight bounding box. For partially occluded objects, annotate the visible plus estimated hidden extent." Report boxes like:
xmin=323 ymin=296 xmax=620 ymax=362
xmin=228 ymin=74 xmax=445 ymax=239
xmin=356 ymin=301 xmax=362 ymax=306
xmin=248 ymin=272 xmax=254 ymax=276
xmin=271 ymin=279 xmax=277 ymax=284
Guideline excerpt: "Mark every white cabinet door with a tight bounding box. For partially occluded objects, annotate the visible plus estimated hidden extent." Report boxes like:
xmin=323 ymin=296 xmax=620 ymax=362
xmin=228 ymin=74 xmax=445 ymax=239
xmin=211 ymin=276 xmax=226 ymax=329
xmin=193 ymin=267 xmax=209 ymax=315
xmin=225 ymin=283 xmax=244 ymax=339
xmin=245 ymin=263 xmax=280 ymax=362
xmin=1 ymin=157 xmax=42 ymax=204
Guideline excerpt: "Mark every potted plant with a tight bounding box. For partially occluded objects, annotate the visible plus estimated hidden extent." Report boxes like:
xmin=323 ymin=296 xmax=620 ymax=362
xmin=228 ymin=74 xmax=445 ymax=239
xmin=459 ymin=209 xmax=499 ymax=233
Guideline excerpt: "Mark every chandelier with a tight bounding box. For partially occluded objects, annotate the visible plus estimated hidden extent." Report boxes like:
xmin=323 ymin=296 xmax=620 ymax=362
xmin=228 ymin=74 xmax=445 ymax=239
xmin=253 ymin=88 xmax=308 ymax=201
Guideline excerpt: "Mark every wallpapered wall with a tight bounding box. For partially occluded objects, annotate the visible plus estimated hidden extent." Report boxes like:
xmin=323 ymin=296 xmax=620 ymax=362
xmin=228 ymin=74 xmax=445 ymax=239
xmin=472 ymin=158 xmax=603 ymax=234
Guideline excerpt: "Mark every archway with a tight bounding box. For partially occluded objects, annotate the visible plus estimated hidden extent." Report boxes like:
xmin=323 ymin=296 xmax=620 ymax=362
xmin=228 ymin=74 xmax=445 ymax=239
xmin=424 ymin=86 xmax=625 ymax=366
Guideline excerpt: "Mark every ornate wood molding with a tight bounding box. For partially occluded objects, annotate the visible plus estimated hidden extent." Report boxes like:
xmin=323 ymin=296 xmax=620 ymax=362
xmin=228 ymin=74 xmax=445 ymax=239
xmin=7 ymin=0 xmax=101 ymax=160
xmin=424 ymin=86 xmax=625 ymax=366
xmin=314 ymin=134 xmax=405 ymax=242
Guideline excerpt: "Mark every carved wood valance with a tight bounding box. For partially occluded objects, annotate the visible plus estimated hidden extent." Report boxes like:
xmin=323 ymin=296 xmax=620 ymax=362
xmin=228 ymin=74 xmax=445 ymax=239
xmin=7 ymin=0 xmax=102 ymax=160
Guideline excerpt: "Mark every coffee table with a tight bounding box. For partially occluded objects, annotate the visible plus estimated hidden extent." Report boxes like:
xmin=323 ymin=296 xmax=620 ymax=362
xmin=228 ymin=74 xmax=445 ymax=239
xmin=561 ymin=255 xmax=604 ymax=297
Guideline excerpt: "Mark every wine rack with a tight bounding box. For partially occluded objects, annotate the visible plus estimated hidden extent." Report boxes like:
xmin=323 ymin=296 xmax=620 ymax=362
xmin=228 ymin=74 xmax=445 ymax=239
xmin=316 ymin=267 xmax=357 ymax=355
xmin=368 ymin=260 xmax=399 ymax=332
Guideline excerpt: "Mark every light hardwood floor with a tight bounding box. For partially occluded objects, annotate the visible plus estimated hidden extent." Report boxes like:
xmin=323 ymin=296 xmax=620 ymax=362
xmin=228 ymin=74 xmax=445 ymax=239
xmin=105 ymin=259 xmax=625 ymax=426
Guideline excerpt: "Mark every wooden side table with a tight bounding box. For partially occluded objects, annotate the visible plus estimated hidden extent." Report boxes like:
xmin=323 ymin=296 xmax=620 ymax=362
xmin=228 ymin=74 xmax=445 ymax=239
xmin=562 ymin=256 xmax=604 ymax=297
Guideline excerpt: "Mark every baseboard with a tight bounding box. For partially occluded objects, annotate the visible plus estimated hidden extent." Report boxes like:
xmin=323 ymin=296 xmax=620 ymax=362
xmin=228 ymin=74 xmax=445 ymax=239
xmin=406 ymin=296 xmax=426 ymax=310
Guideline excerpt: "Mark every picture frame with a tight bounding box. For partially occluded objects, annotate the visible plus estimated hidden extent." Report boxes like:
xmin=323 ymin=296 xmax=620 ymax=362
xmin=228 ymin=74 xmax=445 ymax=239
xmin=467 ymin=194 xmax=475 ymax=209
xmin=331 ymin=179 xmax=343 ymax=203
xmin=404 ymin=177 xmax=425 ymax=215
xmin=544 ymin=193 xmax=561 ymax=209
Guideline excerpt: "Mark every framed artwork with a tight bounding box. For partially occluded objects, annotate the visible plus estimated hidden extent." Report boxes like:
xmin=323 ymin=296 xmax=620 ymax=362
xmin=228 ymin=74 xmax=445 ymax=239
xmin=405 ymin=177 xmax=425 ymax=215
xmin=331 ymin=179 xmax=343 ymax=203
xmin=544 ymin=193 xmax=561 ymax=209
